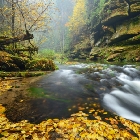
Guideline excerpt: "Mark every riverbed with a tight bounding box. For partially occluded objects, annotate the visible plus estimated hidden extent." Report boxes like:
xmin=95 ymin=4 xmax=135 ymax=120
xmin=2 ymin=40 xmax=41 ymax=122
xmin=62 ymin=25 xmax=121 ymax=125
xmin=1 ymin=62 xmax=140 ymax=124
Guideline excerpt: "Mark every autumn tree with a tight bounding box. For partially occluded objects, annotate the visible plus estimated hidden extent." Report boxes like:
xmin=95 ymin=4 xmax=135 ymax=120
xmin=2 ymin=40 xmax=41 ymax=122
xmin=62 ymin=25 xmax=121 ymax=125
xmin=65 ymin=0 xmax=88 ymax=48
xmin=0 ymin=0 xmax=55 ymax=48
xmin=66 ymin=0 xmax=87 ymax=36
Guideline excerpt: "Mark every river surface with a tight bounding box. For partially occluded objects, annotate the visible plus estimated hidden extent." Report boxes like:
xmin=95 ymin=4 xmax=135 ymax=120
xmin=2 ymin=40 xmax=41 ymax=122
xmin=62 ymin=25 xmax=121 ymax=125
xmin=5 ymin=63 xmax=140 ymax=124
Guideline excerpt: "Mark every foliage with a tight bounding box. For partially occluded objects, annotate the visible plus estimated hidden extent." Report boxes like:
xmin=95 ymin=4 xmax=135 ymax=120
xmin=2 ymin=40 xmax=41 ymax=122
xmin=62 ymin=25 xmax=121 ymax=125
xmin=0 ymin=0 xmax=55 ymax=56
xmin=65 ymin=0 xmax=106 ymax=50
xmin=86 ymin=0 xmax=106 ymax=25
xmin=0 ymin=104 xmax=140 ymax=139
xmin=34 ymin=49 xmax=55 ymax=60
xmin=0 ymin=0 xmax=55 ymax=37
xmin=34 ymin=49 xmax=69 ymax=64
xmin=54 ymin=53 xmax=69 ymax=64
xmin=0 ymin=80 xmax=13 ymax=94
xmin=66 ymin=0 xmax=87 ymax=35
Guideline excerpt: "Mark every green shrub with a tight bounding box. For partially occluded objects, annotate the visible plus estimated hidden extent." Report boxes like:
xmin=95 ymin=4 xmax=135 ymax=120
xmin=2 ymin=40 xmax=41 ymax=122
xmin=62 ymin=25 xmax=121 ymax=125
xmin=35 ymin=49 xmax=55 ymax=60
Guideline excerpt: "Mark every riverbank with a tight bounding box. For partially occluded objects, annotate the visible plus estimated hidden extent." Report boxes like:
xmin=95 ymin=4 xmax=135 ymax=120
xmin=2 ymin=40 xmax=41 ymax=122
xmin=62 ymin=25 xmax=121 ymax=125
xmin=0 ymin=74 xmax=46 ymax=105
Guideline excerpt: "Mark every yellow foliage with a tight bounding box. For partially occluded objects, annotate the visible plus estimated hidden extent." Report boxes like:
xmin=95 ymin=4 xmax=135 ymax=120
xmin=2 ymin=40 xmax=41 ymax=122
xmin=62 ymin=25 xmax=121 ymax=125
xmin=67 ymin=0 xmax=87 ymax=35
xmin=0 ymin=0 xmax=54 ymax=37
xmin=0 ymin=102 xmax=140 ymax=139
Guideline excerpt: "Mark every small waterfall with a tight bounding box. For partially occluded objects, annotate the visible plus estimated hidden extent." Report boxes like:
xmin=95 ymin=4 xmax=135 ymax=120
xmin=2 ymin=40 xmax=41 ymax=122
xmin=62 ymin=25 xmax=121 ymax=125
xmin=103 ymin=65 xmax=140 ymax=123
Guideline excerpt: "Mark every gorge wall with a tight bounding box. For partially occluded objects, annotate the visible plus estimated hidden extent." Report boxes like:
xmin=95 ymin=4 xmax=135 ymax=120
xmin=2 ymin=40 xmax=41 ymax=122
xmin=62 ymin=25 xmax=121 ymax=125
xmin=69 ymin=0 xmax=140 ymax=62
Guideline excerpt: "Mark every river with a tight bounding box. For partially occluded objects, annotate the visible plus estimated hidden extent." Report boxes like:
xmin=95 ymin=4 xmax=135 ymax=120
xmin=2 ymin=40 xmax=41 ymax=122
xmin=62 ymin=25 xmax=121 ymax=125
xmin=4 ymin=62 xmax=140 ymax=124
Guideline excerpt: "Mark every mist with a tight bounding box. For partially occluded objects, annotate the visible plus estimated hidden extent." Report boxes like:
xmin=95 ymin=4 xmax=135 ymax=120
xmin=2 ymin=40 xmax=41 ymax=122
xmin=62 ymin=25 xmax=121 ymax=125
xmin=37 ymin=0 xmax=74 ymax=53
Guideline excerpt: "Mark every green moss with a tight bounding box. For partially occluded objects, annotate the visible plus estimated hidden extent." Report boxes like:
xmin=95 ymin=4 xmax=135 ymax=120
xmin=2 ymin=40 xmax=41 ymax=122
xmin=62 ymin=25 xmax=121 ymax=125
xmin=28 ymin=87 xmax=46 ymax=98
xmin=28 ymin=87 xmax=71 ymax=102
xmin=89 ymin=45 xmax=140 ymax=62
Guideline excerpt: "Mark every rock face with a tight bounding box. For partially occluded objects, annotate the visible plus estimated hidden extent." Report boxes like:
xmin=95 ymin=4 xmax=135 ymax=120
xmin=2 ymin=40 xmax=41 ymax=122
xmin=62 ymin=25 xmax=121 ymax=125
xmin=101 ymin=0 xmax=129 ymax=25
xmin=69 ymin=0 xmax=140 ymax=62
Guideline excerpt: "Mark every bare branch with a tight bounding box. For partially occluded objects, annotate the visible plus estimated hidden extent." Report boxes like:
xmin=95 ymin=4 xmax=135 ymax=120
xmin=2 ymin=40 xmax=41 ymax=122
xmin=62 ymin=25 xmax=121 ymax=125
xmin=16 ymin=2 xmax=27 ymax=31
xmin=29 ymin=0 xmax=52 ymax=31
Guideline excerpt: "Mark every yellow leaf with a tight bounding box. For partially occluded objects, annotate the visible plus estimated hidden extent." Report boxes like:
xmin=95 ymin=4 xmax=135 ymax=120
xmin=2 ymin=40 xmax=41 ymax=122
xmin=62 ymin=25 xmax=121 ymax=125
xmin=107 ymin=135 xmax=113 ymax=139
xmin=0 ymin=105 xmax=6 ymax=114
xmin=103 ymin=112 xmax=107 ymax=114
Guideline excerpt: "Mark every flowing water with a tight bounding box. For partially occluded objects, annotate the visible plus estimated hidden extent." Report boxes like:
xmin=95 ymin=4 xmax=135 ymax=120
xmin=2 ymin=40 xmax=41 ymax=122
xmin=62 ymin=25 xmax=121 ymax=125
xmin=103 ymin=65 xmax=140 ymax=123
xmin=4 ymin=63 xmax=140 ymax=124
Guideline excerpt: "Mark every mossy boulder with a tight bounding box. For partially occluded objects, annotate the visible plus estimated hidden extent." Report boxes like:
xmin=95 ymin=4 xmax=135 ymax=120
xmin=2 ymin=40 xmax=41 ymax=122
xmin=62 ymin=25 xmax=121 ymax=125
xmin=0 ymin=51 xmax=56 ymax=72
xmin=0 ymin=51 xmax=21 ymax=71
xmin=25 ymin=59 xmax=56 ymax=71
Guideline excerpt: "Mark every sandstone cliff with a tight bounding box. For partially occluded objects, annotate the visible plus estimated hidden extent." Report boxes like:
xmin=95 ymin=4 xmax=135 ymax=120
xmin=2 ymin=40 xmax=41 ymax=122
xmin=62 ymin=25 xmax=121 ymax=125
xmin=69 ymin=0 xmax=140 ymax=62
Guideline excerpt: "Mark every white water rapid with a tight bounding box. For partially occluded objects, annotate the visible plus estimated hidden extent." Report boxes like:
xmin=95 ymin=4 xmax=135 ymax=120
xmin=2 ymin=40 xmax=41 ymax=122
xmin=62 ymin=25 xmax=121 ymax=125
xmin=103 ymin=65 xmax=140 ymax=123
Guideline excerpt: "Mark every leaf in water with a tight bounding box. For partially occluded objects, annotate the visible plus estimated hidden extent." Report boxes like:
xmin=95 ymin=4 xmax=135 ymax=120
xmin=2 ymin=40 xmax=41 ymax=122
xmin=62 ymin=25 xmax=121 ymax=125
xmin=0 ymin=105 xmax=6 ymax=114
xmin=78 ymin=107 xmax=85 ymax=111
xmin=103 ymin=112 xmax=107 ymax=114
xmin=53 ymin=119 xmax=59 ymax=123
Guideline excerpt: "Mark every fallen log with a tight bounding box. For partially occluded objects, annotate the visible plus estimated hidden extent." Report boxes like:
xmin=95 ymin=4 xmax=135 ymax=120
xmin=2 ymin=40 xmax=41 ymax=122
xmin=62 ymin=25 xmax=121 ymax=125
xmin=0 ymin=32 xmax=33 ymax=46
